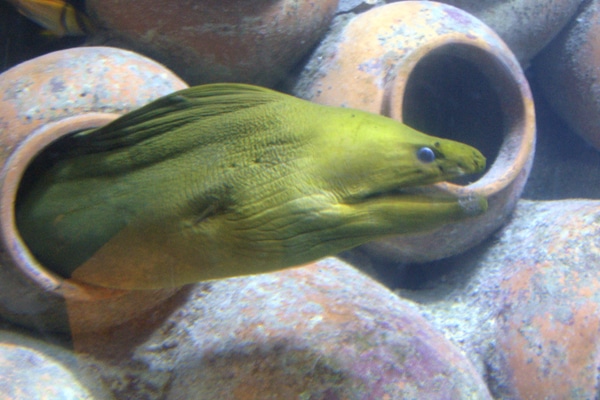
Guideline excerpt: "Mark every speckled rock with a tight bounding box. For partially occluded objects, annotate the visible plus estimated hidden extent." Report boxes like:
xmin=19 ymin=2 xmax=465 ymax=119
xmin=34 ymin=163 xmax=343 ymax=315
xmin=0 ymin=46 xmax=186 ymax=135
xmin=71 ymin=259 xmax=492 ymax=399
xmin=397 ymin=199 xmax=600 ymax=399
xmin=533 ymin=0 xmax=600 ymax=151
xmin=0 ymin=329 xmax=112 ymax=399
xmin=492 ymin=200 xmax=600 ymax=399
xmin=432 ymin=0 xmax=585 ymax=66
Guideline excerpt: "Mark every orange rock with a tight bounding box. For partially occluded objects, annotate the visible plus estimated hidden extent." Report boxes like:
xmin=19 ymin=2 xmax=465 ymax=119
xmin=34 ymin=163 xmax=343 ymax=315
xmin=74 ymin=259 xmax=494 ymax=399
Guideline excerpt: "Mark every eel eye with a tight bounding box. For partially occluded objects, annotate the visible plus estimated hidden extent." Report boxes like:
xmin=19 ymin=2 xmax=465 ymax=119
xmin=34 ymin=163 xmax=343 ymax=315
xmin=417 ymin=147 xmax=436 ymax=163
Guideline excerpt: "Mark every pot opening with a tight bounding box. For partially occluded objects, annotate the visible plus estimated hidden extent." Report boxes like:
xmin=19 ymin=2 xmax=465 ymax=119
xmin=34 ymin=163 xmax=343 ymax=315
xmin=3 ymin=114 xmax=122 ymax=293
xmin=401 ymin=43 xmax=524 ymax=186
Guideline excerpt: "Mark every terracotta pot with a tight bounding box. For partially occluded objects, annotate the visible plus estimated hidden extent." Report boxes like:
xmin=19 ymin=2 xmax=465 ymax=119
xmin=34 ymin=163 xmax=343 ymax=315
xmin=0 ymin=47 xmax=188 ymax=332
xmin=86 ymin=0 xmax=340 ymax=87
xmin=533 ymin=0 xmax=600 ymax=151
xmin=295 ymin=1 xmax=536 ymax=263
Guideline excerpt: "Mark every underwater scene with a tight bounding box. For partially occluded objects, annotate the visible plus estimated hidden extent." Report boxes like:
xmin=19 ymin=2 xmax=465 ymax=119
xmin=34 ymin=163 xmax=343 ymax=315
xmin=1 ymin=0 xmax=600 ymax=399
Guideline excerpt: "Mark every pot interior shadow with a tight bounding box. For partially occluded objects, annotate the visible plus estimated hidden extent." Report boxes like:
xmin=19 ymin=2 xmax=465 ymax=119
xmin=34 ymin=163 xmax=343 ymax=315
xmin=402 ymin=43 xmax=522 ymax=185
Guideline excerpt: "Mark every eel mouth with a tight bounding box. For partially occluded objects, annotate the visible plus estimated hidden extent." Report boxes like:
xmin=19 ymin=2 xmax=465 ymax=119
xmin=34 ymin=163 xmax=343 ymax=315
xmin=352 ymin=184 xmax=488 ymax=216
xmin=358 ymin=185 xmax=453 ymax=203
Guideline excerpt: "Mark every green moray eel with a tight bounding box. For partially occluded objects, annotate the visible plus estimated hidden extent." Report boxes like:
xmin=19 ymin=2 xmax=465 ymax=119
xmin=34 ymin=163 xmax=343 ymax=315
xmin=15 ymin=84 xmax=487 ymax=290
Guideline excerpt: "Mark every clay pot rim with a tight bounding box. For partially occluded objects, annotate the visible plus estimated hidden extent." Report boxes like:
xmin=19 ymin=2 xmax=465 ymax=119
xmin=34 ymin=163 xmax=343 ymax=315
xmin=386 ymin=38 xmax=536 ymax=198
xmin=0 ymin=113 xmax=126 ymax=300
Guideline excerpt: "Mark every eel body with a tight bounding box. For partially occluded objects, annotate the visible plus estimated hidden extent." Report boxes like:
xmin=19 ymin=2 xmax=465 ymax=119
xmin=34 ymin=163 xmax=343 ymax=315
xmin=16 ymin=84 xmax=487 ymax=289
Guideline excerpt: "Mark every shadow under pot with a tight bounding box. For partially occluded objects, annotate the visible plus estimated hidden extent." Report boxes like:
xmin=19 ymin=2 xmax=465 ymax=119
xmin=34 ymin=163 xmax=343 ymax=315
xmin=298 ymin=1 xmax=536 ymax=263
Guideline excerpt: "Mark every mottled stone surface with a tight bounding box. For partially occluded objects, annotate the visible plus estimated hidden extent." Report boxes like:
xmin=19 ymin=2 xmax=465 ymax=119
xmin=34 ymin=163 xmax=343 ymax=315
xmin=71 ymin=259 xmax=492 ymax=399
xmin=398 ymin=199 xmax=600 ymax=399
xmin=492 ymin=201 xmax=600 ymax=399
xmin=433 ymin=0 xmax=585 ymax=66
xmin=0 ymin=329 xmax=111 ymax=399
xmin=533 ymin=0 xmax=600 ymax=151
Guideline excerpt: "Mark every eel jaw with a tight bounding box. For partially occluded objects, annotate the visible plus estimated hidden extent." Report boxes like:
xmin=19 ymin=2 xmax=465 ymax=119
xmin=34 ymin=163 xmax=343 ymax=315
xmin=348 ymin=184 xmax=488 ymax=216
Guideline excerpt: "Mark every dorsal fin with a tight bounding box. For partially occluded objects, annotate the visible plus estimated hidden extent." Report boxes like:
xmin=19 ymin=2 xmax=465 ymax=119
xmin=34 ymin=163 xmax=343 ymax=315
xmin=61 ymin=83 xmax=286 ymax=156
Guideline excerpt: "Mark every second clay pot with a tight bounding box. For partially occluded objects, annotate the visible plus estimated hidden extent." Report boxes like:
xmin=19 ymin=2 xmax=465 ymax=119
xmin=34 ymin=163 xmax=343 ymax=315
xmin=294 ymin=1 xmax=536 ymax=263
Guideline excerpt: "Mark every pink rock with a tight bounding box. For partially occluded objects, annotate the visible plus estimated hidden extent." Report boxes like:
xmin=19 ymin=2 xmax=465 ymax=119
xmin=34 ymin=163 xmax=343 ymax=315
xmin=403 ymin=200 xmax=600 ymax=399
xmin=491 ymin=200 xmax=600 ymax=399
xmin=74 ymin=259 xmax=493 ymax=399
